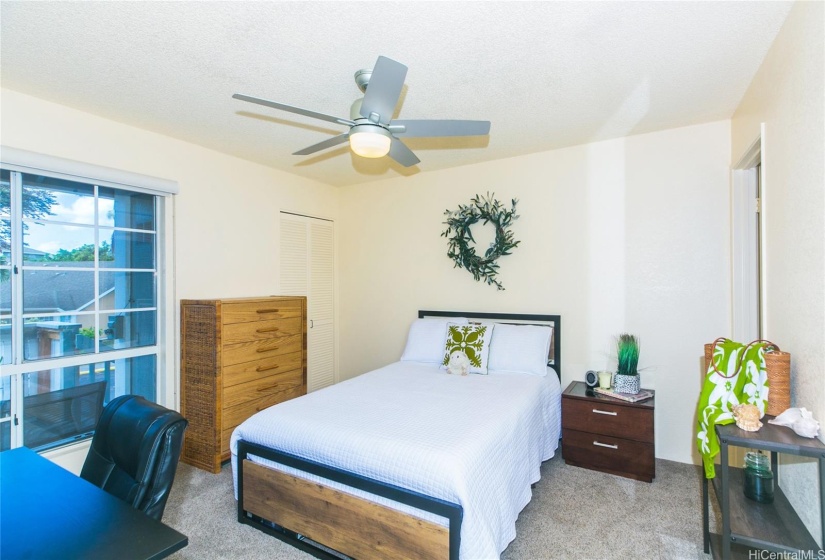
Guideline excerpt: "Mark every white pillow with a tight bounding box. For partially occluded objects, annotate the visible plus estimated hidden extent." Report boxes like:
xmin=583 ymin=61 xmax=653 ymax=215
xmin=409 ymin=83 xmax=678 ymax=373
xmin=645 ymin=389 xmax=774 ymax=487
xmin=441 ymin=322 xmax=495 ymax=374
xmin=488 ymin=324 xmax=553 ymax=376
xmin=400 ymin=318 xmax=468 ymax=363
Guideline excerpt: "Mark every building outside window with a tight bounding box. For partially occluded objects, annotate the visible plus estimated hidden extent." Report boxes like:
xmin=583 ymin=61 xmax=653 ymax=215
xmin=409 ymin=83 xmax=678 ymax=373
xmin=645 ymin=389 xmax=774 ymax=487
xmin=0 ymin=162 xmax=172 ymax=452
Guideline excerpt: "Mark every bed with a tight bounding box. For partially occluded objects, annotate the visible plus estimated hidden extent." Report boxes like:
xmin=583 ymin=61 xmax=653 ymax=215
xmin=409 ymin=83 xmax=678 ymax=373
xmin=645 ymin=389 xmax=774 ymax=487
xmin=231 ymin=310 xmax=562 ymax=560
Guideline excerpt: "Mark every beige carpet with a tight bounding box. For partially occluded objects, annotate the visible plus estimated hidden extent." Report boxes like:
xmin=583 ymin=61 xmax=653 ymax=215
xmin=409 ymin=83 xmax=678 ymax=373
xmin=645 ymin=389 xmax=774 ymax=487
xmin=164 ymin=455 xmax=714 ymax=560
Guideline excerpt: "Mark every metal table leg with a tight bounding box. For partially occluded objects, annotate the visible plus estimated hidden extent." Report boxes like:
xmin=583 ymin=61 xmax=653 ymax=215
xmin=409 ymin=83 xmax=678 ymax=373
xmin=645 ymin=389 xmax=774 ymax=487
xmin=720 ymin=438 xmax=730 ymax=560
xmin=703 ymin=474 xmax=710 ymax=553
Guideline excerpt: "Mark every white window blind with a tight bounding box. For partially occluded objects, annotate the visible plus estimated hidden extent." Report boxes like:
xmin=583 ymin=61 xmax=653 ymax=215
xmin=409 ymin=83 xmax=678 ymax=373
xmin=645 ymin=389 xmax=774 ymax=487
xmin=0 ymin=146 xmax=179 ymax=196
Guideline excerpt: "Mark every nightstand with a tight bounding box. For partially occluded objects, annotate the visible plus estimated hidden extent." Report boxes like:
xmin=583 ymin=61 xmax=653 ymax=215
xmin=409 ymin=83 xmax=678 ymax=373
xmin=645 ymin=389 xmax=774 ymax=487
xmin=561 ymin=380 xmax=655 ymax=482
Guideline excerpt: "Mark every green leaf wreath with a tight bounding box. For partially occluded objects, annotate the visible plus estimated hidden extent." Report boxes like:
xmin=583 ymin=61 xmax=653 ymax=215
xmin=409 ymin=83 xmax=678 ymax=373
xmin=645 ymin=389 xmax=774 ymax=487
xmin=441 ymin=192 xmax=520 ymax=291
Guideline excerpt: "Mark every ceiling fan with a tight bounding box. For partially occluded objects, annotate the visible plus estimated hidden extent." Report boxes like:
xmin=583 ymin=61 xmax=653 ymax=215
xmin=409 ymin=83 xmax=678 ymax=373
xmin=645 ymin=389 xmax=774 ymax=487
xmin=232 ymin=56 xmax=491 ymax=167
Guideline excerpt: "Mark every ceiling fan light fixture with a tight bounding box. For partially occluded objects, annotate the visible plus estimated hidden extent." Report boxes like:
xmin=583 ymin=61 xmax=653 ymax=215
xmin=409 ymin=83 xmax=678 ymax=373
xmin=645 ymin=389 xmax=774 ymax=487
xmin=349 ymin=124 xmax=392 ymax=158
xmin=234 ymin=56 xmax=490 ymax=167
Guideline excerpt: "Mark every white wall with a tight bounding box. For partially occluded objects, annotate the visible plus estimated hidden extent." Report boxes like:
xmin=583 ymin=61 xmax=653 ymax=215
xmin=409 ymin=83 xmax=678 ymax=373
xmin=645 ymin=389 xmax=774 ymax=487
xmin=339 ymin=120 xmax=731 ymax=464
xmin=1 ymin=89 xmax=339 ymax=472
xmin=731 ymin=0 xmax=825 ymax=544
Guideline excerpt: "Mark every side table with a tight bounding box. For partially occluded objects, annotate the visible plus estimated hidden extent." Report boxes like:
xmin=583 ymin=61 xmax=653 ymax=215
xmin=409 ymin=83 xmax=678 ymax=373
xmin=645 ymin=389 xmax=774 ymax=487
xmin=703 ymin=419 xmax=825 ymax=559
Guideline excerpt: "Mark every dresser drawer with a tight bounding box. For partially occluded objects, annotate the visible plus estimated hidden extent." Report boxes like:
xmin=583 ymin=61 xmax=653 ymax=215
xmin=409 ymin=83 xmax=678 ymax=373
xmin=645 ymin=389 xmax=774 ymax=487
xmin=562 ymin=428 xmax=654 ymax=482
xmin=222 ymin=317 xmax=302 ymax=345
xmin=220 ymin=384 xmax=306 ymax=459
xmin=223 ymin=368 xmax=303 ymax=409
xmin=562 ymin=397 xmax=653 ymax=443
xmin=221 ymin=333 xmax=303 ymax=367
xmin=222 ymin=384 xmax=306 ymax=432
xmin=222 ymin=300 xmax=302 ymax=325
xmin=223 ymin=350 xmax=303 ymax=388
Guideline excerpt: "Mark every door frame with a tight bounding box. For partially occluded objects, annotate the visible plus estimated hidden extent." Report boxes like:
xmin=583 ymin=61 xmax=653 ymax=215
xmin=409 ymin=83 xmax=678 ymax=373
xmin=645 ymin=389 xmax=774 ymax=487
xmin=730 ymin=127 xmax=765 ymax=342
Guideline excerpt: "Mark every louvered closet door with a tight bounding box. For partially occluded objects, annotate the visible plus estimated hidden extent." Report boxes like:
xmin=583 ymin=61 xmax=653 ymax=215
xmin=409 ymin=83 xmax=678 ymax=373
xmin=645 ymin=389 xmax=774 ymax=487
xmin=280 ymin=213 xmax=335 ymax=392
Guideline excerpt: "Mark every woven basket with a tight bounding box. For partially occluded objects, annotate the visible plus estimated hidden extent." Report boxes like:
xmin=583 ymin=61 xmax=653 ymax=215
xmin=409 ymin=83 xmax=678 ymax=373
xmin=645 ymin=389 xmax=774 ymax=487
xmin=703 ymin=341 xmax=790 ymax=416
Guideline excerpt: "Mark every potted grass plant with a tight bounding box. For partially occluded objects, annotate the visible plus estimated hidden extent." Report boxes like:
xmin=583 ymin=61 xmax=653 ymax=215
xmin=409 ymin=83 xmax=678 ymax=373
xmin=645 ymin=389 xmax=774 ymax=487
xmin=614 ymin=333 xmax=641 ymax=394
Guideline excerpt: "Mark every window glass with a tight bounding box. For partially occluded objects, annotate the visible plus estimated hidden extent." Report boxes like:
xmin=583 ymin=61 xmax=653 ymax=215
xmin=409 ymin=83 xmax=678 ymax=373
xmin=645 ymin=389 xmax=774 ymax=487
xmin=22 ymin=354 xmax=156 ymax=450
xmin=106 ymin=230 xmax=156 ymax=269
xmin=99 ymin=271 xmax=156 ymax=310
xmin=23 ymin=223 xmax=96 ymax=266
xmin=100 ymin=310 xmax=156 ymax=351
xmin=1 ymin=218 xmax=10 ymax=263
xmin=0 ymin=317 xmax=10 ymax=366
xmin=98 ymin=187 xmax=155 ymax=230
xmin=0 ymin=374 xmax=9 ymax=451
xmin=1 ymin=170 xmax=10 ymax=279
xmin=22 ymin=174 xmax=93 ymax=225
xmin=22 ymin=313 xmax=95 ymax=361
xmin=22 ymin=372 xmax=105 ymax=450
xmin=23 ymin=270 xmax=96 ymax=314
xmin=0 ymin=422 xmax=9 ymax=452
xmin=1 ymin=169 xmax=10 ymax=218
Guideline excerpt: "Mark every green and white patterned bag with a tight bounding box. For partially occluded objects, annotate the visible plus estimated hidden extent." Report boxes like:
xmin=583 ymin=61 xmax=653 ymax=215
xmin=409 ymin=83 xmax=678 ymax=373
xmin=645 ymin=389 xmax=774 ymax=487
xmin=696 ymin=338 xmax=770 ymax=478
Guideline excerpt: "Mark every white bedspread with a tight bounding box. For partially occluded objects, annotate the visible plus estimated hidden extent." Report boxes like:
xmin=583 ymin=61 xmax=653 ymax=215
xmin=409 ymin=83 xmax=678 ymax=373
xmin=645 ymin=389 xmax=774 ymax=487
xmin=231 ymin=361 xmax=561 ymax=560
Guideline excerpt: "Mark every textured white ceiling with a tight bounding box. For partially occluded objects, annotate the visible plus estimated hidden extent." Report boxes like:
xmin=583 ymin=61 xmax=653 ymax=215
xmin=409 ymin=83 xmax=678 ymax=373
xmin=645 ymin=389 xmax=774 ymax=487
xmin=1 ymin=1 xmax=792 ymax=187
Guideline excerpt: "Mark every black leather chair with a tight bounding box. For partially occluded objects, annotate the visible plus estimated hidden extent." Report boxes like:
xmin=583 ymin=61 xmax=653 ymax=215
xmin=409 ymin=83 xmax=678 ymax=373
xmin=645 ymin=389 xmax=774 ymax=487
xmin=80 ymin=395 xmax=188 ymax=521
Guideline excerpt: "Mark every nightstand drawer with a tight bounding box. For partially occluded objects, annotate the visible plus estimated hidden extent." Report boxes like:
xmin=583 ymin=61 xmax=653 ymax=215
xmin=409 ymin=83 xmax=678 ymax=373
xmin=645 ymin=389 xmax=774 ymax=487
xmin=562 ymin=428 xmax=654 ymax=482
xmin=562 ymin=396 xmax=653 ymax=443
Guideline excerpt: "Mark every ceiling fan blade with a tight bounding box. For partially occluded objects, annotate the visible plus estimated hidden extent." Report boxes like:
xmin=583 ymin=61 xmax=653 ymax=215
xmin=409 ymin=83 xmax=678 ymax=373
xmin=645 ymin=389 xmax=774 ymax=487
xmin=233 ymin=93 xmax=354 ymax=127
xmin=293 ymin=133 xmax=350 ymax=156
xmin=388 ymin=119 xmax=491 ymax=138
xmin=388 ymin=137 xmax=420 ymax=167
xmin=359 ymin=56 xmax=407 ymax=125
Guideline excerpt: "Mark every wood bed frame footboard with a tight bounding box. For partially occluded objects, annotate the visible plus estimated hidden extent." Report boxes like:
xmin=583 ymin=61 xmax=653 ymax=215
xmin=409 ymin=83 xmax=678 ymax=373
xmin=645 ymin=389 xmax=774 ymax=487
xmin=237 ymin=440 xmax=463 ymax=560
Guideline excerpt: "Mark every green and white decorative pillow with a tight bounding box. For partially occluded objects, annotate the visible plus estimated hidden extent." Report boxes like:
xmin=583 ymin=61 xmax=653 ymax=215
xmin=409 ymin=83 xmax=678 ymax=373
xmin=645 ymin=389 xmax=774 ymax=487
xmin=441 ymin=323 xmax=495 ymax=374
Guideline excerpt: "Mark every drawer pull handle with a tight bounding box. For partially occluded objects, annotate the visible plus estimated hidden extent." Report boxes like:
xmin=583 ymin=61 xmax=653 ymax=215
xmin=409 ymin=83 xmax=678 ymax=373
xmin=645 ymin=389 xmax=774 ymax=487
xmin=256 ymin=345 xmax=280 ymax=353
xmin=256 ymin=327 xmax=280 ymax=334
xmin=593 ymin=441 xmax=618 ymax=450
xmin=592 ymin=409 xmax=617 ymax=416
xmin=256 ymin=364 xmax=280 ymax=373
xmin=256 ymin=308 xmax=281 ymax=314
xmin=257 ymin=384 xmax=280 ymax=393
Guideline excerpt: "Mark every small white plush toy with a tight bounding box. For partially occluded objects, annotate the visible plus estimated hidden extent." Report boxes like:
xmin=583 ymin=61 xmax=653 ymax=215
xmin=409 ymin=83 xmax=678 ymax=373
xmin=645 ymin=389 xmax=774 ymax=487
xmin=447 ymin=350 xmax=471 ymax=376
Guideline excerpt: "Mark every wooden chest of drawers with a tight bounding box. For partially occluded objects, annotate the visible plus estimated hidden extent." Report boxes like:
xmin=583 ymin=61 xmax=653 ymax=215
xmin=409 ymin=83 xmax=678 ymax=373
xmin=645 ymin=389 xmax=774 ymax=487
xmin=561 ymin=381 xmax=655 ymax=482
xmin=180 ymin=296 xmax=307 ymax=473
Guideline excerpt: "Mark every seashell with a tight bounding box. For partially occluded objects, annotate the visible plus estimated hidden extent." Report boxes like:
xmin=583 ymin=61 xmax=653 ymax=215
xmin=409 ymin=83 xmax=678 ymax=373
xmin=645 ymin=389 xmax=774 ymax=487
xmin=732 ymin=404 xmax=763 ymax=432
xmin=792 ymin=416 xmax=820 ymax=438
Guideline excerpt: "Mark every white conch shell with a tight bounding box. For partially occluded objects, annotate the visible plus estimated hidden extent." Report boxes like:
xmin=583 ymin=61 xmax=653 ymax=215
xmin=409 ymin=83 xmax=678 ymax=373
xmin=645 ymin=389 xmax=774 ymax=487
xmin=793 ymin=416 xmax=820 ymax=438
xmin=768 ymin=407 xmax=805 ymax=427
xmin=732 ymin=403 xmax=763 ymax=432
xmin=768 ymin=407 xmax=821 ymax=438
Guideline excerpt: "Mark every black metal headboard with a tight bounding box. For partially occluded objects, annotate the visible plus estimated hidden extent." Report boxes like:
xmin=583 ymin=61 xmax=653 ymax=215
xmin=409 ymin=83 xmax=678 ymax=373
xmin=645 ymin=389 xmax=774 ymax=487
xmin=417 ymin=310 xmax=561 ymax=381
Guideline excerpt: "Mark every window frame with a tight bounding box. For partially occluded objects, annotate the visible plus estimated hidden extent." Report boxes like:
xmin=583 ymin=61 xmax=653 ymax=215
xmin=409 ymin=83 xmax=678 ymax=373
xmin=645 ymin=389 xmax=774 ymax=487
xmin=0 ymin=148 xmax=177 ymax=454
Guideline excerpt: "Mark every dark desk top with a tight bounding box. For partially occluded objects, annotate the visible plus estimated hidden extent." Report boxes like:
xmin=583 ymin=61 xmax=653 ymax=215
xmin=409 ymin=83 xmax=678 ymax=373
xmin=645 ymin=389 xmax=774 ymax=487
xmin=0 ymin=447 xmax=188 ymax=560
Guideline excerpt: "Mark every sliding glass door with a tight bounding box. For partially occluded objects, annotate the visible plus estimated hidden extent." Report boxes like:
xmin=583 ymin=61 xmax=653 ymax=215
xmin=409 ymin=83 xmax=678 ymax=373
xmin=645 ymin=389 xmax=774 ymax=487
xmin=0 ymin=168 xmax=165 ymax=452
